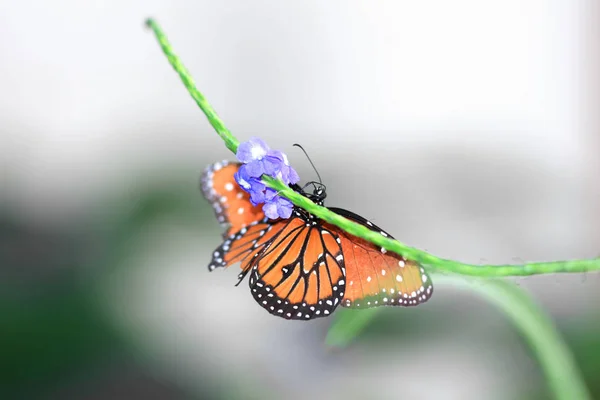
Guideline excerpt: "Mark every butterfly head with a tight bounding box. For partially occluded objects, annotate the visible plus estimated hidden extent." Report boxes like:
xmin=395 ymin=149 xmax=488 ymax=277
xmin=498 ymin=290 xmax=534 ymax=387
xmin=294 ymin=181 xmax=327 ymax=205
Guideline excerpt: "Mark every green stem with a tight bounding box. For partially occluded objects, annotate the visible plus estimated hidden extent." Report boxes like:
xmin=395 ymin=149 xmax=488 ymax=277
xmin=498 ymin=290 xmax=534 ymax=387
xmin=145 ymin=18 xmax=600 ymax=279
xmin=145 ymin=19 xmax=238 ymax=154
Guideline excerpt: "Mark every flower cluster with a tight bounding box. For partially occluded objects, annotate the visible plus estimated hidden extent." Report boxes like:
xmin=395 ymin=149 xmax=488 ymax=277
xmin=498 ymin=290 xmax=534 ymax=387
xmin=234 ymin=137 xmax=300 ymax=219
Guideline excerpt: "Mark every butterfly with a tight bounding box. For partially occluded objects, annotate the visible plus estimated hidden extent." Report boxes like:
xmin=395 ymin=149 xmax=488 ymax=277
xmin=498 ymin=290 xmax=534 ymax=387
xmin=201 ymin=160 xmax=433 ymax=320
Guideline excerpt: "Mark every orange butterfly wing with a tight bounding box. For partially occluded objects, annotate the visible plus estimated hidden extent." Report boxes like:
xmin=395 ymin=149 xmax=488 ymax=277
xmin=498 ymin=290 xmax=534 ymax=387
xmin=201 ymin=160 xmax=265 ymax=237
xmin=326 ymin=208 xmax=433 ymax=308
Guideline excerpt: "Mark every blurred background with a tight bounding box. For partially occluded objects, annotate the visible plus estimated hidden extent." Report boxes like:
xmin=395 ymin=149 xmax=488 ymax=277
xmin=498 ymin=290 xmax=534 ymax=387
xmin=2 ymin=1 xmax=599 ymax=399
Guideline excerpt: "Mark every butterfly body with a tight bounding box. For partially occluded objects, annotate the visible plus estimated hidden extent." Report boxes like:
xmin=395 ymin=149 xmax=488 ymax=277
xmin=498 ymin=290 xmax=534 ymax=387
xmin=201 ymin=161 xmax=433 ymax=320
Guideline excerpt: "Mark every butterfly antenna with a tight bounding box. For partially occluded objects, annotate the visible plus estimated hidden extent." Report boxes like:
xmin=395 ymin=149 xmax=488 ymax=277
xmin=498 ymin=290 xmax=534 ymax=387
xmin=293 ymin=143 xmax=322 ymax=185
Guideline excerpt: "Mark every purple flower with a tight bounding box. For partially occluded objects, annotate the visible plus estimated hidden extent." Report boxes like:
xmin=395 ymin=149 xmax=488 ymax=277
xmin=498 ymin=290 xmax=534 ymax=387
xmin=234 ymin=137 xmax=301 ymax=219
xmin=262 ymin=188 xmax=294 ymax=219
xmin=236 ymin=138 xmax=299 ymax=184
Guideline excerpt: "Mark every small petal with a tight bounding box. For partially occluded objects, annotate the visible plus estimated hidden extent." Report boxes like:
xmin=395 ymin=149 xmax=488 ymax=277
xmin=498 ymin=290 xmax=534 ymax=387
xmin=234 ymin=166 xmax=252 ymax=190
xmin=280 ymin=164 xmax=300 ymax=185
xmin=262 ymin=189 xmax=294 ymax=219
xmin=250 ymin=179 xmax=266 ymax=193
xmin=236 ymin=137 xmax=269 ymax=163
xmin=263 ymin=155 xmax=284 ymax=176
xmin=266 ymin=149 xmax=285 ymax=162
xmin=249 ymin=190 xmax=266 ymax=206
xmin=263 ymin=201 xmax=280 ymax=219
xmin=236 ymin=144 xmax=253 ymax=164
xmin=275 ymin=197 xmax=293 ymax=219
xmin=264 ymin=187 xmax=278 ymax=201
xmin=275 ymin=164 xmax=300 ymax=185
xmin=249 ymin=137 xmax=269 ymax=159
xmin=244 ymin=160 xmax=265 ymax=178
xmin=287 ymin=166 xmax=300 ymax=185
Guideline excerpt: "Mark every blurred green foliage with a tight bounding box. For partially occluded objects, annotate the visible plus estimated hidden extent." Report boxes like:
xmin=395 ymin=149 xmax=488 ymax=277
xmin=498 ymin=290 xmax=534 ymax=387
xmin=0 ymin=178 xmax=217 ymax=399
